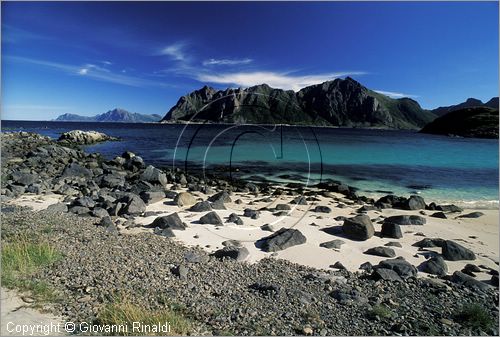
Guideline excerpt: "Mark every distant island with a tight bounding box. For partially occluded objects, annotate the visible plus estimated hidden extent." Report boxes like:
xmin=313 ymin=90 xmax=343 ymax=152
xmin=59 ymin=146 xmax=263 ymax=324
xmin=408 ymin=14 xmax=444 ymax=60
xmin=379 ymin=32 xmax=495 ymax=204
xmin=420 ymin=106 xmax=499 ymax=139
xmin=54 ymin=108 xmax=162 ymax=123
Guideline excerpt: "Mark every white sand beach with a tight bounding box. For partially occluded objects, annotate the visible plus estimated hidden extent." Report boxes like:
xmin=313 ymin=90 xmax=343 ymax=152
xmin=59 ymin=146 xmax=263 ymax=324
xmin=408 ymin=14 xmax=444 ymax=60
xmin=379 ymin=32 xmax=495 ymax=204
xmin=9 ymin=188 xmax=499 ymax=282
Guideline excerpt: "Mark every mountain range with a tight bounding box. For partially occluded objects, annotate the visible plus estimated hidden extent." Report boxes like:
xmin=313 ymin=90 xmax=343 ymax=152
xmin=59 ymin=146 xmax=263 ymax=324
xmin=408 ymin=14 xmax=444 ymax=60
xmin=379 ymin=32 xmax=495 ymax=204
xmin=54 ymin=109 xmax=162 ymax=123
xmin=160 ymin=77 xmax=437 ymax=129
xmin=53 ymin=78 xmax=498 ymax=136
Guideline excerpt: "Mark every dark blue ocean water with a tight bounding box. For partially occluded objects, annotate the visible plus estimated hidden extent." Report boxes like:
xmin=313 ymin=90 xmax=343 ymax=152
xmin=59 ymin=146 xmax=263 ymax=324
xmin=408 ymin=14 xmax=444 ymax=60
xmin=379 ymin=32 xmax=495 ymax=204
xmin=2 ymin=120 xmax=498 ymax=208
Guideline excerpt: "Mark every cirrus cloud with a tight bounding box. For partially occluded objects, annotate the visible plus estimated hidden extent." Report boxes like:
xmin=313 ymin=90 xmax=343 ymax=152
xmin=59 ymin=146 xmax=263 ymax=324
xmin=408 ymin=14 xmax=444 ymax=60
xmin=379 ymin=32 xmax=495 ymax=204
xmin=196 ymin=71 xmax=367 ymax=91
xmin=7 ymin=56 xmax=170 ymax=88
xmin=374 ymin=90 xmax=418 ymax=99
xmin=158 ymin=42 xmax=187 ymax=61
xmin=202 ymin=58 xmax=253 ymax=66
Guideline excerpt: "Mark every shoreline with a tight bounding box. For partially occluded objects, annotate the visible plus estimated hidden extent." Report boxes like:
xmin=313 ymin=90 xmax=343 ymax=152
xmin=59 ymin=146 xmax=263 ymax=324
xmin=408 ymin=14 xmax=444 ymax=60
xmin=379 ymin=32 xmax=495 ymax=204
xmin=3 ymin=119 xmax=420 ymax=131
xmin=10 ymin=189 xmax=500 ymax=278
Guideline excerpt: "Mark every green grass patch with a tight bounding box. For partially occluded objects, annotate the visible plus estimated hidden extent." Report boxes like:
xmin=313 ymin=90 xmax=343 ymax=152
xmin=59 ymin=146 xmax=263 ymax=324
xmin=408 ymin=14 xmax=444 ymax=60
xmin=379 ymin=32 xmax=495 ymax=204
xmin=96 ymin=298 xmax=193 ymax=336
xmin=1 ymin=236 xmax=61 ymax=303
xmin=455 ymin=303 xmax=494 ymax=330
xmin=367 ymin=304 xmax=393 ymax=319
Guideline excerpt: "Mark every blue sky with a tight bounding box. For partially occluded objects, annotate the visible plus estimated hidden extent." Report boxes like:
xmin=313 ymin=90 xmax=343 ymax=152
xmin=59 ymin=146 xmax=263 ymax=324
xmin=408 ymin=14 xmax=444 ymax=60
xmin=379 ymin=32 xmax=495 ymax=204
xmin=1 ymin=1 xmax=498 ymax=120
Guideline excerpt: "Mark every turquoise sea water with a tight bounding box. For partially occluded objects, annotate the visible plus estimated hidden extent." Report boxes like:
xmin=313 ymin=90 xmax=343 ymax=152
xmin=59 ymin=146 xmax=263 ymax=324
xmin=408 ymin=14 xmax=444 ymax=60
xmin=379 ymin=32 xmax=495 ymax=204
xmin=3 ymin=121 xmax=498 ymax=208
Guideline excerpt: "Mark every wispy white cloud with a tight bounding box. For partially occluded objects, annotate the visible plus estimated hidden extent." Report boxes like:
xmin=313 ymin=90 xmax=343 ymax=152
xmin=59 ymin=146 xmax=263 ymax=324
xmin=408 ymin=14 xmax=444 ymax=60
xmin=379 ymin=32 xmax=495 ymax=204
xmin=7 ymin=56 xmax=169 ymax=88
xmin=2 ymin=24 xmax=55 ymax=43
xmin=101 ymin=60 xmax=112 ymax=65
xmin=197 ymin=71 xmax=367 ymax=91
xmin=158 ymin=42 xmax=187 ymax=61
xmin=202 ymin=58 xmax=253 ymax=66
xmin=374 ymin=90 xmax=418 ymax=99
xmin=78 ymin=63 xmax=111 ymax=75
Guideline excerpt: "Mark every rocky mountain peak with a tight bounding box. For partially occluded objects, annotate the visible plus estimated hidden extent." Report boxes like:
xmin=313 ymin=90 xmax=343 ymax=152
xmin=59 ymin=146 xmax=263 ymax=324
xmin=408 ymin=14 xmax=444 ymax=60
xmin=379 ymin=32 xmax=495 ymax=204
xmin=161 ymin=78 xmax=436 ymax=129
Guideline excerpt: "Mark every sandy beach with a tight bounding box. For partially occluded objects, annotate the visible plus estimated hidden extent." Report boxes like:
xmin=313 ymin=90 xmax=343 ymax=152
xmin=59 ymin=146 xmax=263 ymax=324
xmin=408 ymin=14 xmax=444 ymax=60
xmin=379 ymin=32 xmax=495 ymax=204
xmin=11 ymin=188 xmax=499 ymax=282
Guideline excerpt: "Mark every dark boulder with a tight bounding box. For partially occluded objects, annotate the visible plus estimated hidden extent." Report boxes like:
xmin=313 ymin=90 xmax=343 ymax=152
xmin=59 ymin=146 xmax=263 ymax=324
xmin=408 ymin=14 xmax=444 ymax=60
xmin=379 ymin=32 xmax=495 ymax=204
xmin=119 ymin=194 xmax=146 ymax=215
xmin=91 ymin=207 xmax=109 ymax=218
xmin=404 ymin=195 xmax=426 ymax=210
xmin=212 ymin=246 xmax=249 ymax=261
xmin=208 ymin=191 xmax=231 ymax=204
xmin=199 ymin=211 xmax=223 ymax=225
xmin=275 ymin=204 xmax=291 ymax=211
xmin=189 ymin=201 xmax=212 ymax=212
xmin=154 ymin=227 xmax=175 ymax=238
xmin=73 ymin=196 xmax=96 ymax=208
xmin=69 ymin=206 xmax=90 ymax=215
xmin=140 ymin=165 xmax=168 ymax=186
xmin=451 ymin=271 xmax=491 ymax=291
xmin=99 ymin=174 xmax=125 ymax=189
xmin=431 ymin=212 xmax=447 ymax=219
xmin=420 ymin=256 xmax=448 ymax=276
xmin=319 ymin=239 xmax=345 ymax=250
xmin=342 ymin=215 xmax=375 ymax=241
xmin=314 ymin=205 xmax=332 ymax=213
xmin=413 ymin=238 xmax=445 ymax=248
xmin=98 ymin=216 xmax=114 ymax=228
xmin=243 ymin=208 xmax=260 ymax=219
xmin=210 ymin=199 xmax=227 ymax=210
xmin=331 ymin=261 xmax=347 ymax=270
xmin=227 ymin=213 xmax=244 ymax=225
xmin=260 ymin=224 xmax=275 ymax=232
xmin=372 ymin=268 xmax=403 ymax=282
xmin=436 ymin=204 xmax=463 ymax=213
xmin=258 ymin=228 xmax=307 ymax=252
xmin=375 ymin=257 xmax=417 ymax=279
xmin=249 ymin=283 xmax=279 ymax=295
xmin=173 ymin=265 xmax=188 ymax=280
xmin=290 ymin=196 xmax=307 ymax=205
xmin=149 ymin=213 xmax=186 ymax=230
xmin=384 ymin=215 xmax=426 ymax=226
xmin=380 ymin=222 xmax=403 ymax=239
xmin=359 ymin=262 xmax=373 ymax=272
xmin=124 ymin=156 xmax=145 ymax=171
xmin=442 ymin=240 xmax=476 ymax=261
xmin=385 ymin=242 xmax=402 ymax=248
xmin=364 ymin=246 xmax=396 ymax=258
xmin=463 ymin=263 xmax=481 ymax=273
xmin=374 ymin=195 xmax=407 ymax=209
xmin=61 ymin=163 xmax=92 ymax=178
xmin=458 ymin=212 xmax=484 ymax=219
xmin=491 ymin=275 xmax=499 ymax=287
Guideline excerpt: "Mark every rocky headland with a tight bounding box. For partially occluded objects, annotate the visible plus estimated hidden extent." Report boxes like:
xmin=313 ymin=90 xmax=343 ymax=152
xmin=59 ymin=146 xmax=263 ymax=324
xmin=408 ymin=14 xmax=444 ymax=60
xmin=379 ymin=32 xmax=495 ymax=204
xmin=420 ymin=106 xmax=499 ymax=139
xmin=1 ymin=131 xmax=499 ymax=335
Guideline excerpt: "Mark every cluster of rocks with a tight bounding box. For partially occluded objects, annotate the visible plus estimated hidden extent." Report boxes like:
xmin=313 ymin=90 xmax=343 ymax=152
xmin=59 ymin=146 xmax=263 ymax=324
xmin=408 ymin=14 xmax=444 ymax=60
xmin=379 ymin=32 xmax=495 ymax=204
xmin=57 ymin=130 xmax=119 ymax=145
xmin=324 ymin=208 xmax=497 ymax=288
